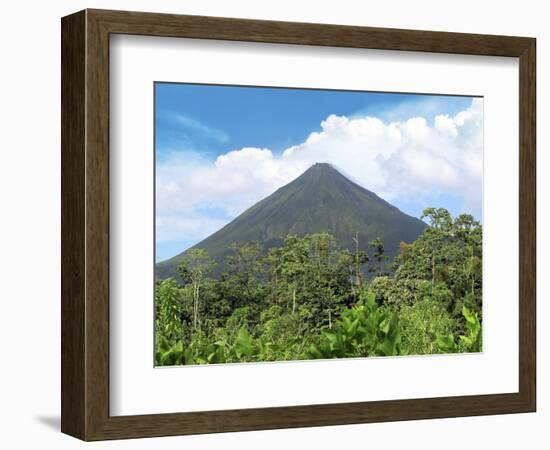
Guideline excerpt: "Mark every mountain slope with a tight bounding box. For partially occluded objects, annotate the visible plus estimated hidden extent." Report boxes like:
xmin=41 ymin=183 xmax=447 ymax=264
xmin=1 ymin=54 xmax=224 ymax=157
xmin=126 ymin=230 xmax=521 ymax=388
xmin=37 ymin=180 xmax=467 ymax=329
xmin=156 ymin=163 xmax=426 ymax=280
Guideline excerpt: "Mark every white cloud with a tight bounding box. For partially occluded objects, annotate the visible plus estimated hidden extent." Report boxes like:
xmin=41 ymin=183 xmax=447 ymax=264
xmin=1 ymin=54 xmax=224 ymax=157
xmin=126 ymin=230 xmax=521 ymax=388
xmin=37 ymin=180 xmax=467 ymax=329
xmin=156 ymin=214 xmax=228 ymax=244
xmin=156 ymin=98 xmax=483 ymax=245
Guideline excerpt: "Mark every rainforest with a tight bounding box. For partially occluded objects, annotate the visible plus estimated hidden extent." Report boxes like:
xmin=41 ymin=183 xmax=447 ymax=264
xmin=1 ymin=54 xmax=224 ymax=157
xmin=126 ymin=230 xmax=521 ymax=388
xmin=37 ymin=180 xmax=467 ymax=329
xmin=155 ymin=206 xmax=482 ymax=366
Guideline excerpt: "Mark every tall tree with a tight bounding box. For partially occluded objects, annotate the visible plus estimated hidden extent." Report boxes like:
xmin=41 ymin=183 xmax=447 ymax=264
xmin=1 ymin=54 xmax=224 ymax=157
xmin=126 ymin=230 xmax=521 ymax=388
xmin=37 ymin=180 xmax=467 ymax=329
xmin=420 ymin=208 xmax=452 ymax=285
xmin=453 ymin=214 xmax=482 ymax=297
xmin=279 ymin=235 xmax=309 ymax=315
xmin=351 ymin=232 xmax=369 ymax=289
xmin=307 ymin=233 xmax=343 ymax=328
xmin=369 ymin=237 xmax=388 ymax=277
xmin=177 ymin=248 xmax=216 ymax=330
xmin=222 ymin=241 xmax=263 ymax=308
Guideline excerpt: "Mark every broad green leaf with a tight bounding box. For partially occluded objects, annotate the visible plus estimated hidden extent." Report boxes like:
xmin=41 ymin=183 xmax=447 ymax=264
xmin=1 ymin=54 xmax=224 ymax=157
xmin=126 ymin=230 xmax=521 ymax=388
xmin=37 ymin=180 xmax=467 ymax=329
xmin=436 ymin=334 xmax=458 ymax=353
xmin=235 ymin=326 xmax=256 ymax=357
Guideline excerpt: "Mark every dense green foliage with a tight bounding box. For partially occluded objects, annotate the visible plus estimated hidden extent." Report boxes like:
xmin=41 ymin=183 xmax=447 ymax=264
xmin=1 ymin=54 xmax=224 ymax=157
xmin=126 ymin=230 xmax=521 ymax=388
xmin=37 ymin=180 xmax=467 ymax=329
xmin=155 ymin=207 xmax=482 ymax=365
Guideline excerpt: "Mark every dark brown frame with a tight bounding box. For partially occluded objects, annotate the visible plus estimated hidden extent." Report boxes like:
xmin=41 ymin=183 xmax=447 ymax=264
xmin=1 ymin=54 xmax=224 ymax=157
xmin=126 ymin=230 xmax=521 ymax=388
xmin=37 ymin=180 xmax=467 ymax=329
xmin=61 ymin=9 xmax=536 ymax=441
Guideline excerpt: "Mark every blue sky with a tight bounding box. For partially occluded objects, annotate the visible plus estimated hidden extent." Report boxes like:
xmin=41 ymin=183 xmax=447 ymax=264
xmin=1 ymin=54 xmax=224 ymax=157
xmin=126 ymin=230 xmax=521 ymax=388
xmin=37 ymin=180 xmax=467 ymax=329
xmin=155 ymin=83 xmax=483 ymax=261
xmin=156 ymin=83 xmax=473 ymax=160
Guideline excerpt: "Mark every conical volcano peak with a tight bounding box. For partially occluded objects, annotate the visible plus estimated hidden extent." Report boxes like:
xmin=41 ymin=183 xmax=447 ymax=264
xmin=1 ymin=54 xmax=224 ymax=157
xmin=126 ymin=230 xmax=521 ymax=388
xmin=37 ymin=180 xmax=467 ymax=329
xmin=303 ymin=162 xmax=339 ymax=176
xmin=294 ymin=162 xmax=351 ymax=187
xmin=156 ymin=163 xmax=427 ymax=280
xmin=310 ymin=162 xmax=334 ymax=170
xmin=285 ymin=162 xmax=377 ymax=203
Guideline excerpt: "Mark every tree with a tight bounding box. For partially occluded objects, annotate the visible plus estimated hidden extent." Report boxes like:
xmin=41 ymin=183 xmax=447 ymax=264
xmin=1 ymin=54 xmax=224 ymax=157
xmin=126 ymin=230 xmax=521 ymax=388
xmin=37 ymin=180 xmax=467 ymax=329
xmin=396 ymin=208 xmax=482 ymax=320
xmin=454 ymin=214 xmax=482 ymax=297
xmin=338 ymin=247 xmax=367 ymax=303
xmin=369 ymin=237 xmax=388 ymax=276
xmin=421 ymin=207 xmax=453 ymax=231
xmin=351 ymin=232 xmax=369 ymax=290
xmin=279 ymin=235 xmax=309 ymax=315
xmin=222 ymin=241 xmax=263 ymax=309
xmin=420 ymin=208 xmax=453 ymax=285
xmin=176 ymin=248 xmax=216 ymax=330
xmin=306 ymin=233 xmax=345 ymax=328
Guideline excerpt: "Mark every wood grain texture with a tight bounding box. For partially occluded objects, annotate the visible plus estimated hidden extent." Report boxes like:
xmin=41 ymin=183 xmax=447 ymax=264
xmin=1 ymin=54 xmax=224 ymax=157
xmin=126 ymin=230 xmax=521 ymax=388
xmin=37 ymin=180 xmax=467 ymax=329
xmin=518 ymin=39 xmax=536 ymax=409
xmin=89 ymin=8 xmax=532 ymax=56
xmin=60 ymin=9 xmax=537 ymax=441
xmin=85 ymin=10 xmax=111 ymax=439
xmin=61 ymin=10 xmax=86 ymax=439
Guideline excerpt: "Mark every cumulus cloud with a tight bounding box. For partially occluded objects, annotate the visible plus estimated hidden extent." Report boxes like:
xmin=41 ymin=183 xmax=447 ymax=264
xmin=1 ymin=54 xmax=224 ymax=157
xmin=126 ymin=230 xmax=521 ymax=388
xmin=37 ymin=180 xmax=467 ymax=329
xmin=156 ymin=98 xmax=483 ymax=246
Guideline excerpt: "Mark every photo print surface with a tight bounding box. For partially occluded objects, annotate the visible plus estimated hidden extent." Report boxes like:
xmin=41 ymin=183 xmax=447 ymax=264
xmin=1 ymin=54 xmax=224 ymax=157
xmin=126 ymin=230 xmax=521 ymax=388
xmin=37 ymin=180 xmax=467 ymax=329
xmin=154 ymin=83 xmax=483 ymax=366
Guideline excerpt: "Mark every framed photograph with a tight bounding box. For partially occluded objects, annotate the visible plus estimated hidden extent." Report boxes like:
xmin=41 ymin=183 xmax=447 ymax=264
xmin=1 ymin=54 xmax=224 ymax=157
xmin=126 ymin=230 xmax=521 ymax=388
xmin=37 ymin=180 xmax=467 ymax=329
xmin=61 ymin=9 xmax=536 ymax=440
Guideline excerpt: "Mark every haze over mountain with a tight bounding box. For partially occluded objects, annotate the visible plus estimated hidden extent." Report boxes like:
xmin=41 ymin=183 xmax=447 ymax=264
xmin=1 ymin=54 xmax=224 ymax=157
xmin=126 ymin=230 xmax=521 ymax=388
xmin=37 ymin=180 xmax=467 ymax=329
xmin=156 ymin=163 xmax=427 ymax=280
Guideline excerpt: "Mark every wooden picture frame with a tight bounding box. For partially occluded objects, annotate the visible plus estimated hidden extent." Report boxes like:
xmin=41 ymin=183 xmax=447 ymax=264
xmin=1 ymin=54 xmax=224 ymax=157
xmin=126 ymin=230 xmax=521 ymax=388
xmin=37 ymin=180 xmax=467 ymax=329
xmin=61 ymin=9 xmax=536 ymax=441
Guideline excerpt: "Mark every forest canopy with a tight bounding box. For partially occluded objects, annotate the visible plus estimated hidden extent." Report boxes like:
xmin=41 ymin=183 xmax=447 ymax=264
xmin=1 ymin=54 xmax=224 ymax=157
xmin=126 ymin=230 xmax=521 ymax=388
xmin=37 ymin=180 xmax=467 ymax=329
xmin=155 ymin=207 xmax=482 ymax=366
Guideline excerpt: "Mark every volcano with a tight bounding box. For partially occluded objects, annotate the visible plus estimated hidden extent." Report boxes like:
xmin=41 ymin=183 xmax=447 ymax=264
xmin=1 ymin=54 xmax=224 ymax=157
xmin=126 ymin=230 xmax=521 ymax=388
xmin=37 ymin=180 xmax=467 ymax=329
xmin=156 ymin=163 xmax=426 ymax=280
